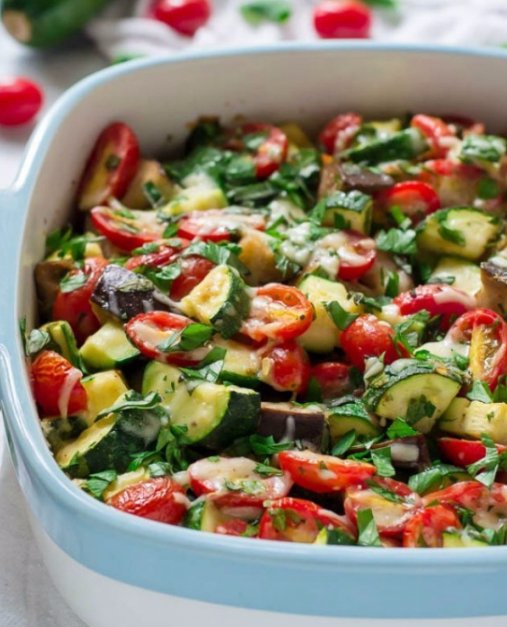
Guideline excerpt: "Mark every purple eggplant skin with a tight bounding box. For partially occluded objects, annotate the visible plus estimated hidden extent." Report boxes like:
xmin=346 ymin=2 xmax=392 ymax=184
xmin=257 ymin=402 xmax=325 ymax=448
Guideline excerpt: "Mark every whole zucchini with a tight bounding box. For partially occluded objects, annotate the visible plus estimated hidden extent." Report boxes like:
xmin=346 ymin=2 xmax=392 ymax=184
xmin=2 ymin=0 xmax=112 ymax=48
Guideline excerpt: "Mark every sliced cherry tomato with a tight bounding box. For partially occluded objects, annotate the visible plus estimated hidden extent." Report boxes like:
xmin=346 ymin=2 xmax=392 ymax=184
xmin=402 ymin=504 xmax=461 ymax=548
xmin=438 ymin=437 xmax=507 ymax=468
xmin=313 ymin=0 xmax=372 ymax=40
xmin=31 ymin=350 xmax=87 ymax=418
xmin=241 ymin=284 xmax=313 ymax=343
xmin=177 ymin=210 xmax=265 ymax=243
xmin=377 ymin=181 xmax=441 ymax=222
xmin=125 ymin=311 xmax=209 ymax=366
xmin=188 ymin=456 xmax=292 ymax=508
xmin=0 ymin=77 xmax=43 ymax=126
xmin=52 ymin=257 xmax=108 ymax=344
xmin=340 ymin=314 xmax=405 ymax=371
xmin=235 ymin=123 xmax=288 ymax=179
xmin=259 ymin=497 xmax=355 ymax=543
xmin=422 ymin=481 xmax=488 ymax=511
xmin=124 ymin=239 xmax=188 ymax=271
xmin=411 ymin=114 xmax=455 ymax=159
xmin=149 ymin=0 xmax=211 ymax=36
xmin=393 ymin=284 xmax=474 ymax=330
xmin=474 ymin=483 xmax=507 ymax=530
xmin=336 ymin=231 xmax=377 ymax=281
xmin=78 ymin=123 xmax=140 ymax=211
xmin=448 ymin=308 xmax=507 ymax=389
xmin=216 ymin=519 xmax=254 ymax=537
xmin=169 ymin=255 xmax=215 ymax=301
xmin=91 ymin=207 xmax=164 ymax=252
xmin=319 ymin=112 xmax=362 ymax=154
xmin=109 ymin=477 xmax=187 ymax=524
xmin=259 ymin=341 xmax=311 ymax=394
xmin=310 ymin=362 xmax=350 ymax=399
xmin=345 ymin=477 xmax=422 ymax=537
xmin=278 ymin=450 xmax=375 ymax=494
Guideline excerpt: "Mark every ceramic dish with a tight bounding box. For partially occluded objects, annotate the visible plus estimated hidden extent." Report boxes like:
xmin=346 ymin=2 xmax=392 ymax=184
xmin=2 ymin=44 xmax=507 ymax=627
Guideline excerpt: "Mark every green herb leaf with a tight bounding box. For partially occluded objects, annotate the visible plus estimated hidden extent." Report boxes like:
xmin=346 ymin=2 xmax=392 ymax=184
xmin=406 ymin=395 xmax=436 ymax=426
xmin=60 ymin=270 xmax=87 ymax=293
xmin=157 ymin=323 xmax=214 ymax=353
xmin=467 ymin=380 xmax=493 ymax=403
xmin=143 ymin=182 xmax=166 ymax=208
xmin=371 ymin=446 xmax=395 ymax=477
xmin=240 ymin=0 xmax=292 ymax=25
xmin=84 ymin=470 xmax=117 ymax=500
xmin=332 ymin=430 xmax=357 ymax=457
xmin=376 ymin=227 xmax=417 ymax=255
xmin=180 ymin=347 xmax=226 ymax=384
xmin=362 ymin=0 xmax=398 ymax=7
xmin=183 ymin=241 xmax=249 ymax=275
xmin=438 ymin=222 xmax=465 ymax=246
xmin=25 ymin=329 xmax=51 ymax=357
xmin=254 ymin=462 xmax=283 ymax=477
xmin=384 ymin=271 xmax=400 ymax=298
xmin=366 ymin=480 xmax=404 ymax=503
xmin=357 ymin=508 xmax=382 ymax=547
xmin=408 ymin=463 xmax=463 ymax=495
xmin=460 ymin=134 xmax=506 ymax=164
xmin=467 ymin=433 xmax=501 ymax=488
xmin=249 ymin=434 xmax=294 ymax=456
xmin=477 ymin=177 xmax=500 ymax=200
xmin=96 ymin=391 xmax=162 ymax=419
xmin=386 ymin=418 xmax=418 ymax=439
xmin=325 ymin=300 xmax=358 ymax=331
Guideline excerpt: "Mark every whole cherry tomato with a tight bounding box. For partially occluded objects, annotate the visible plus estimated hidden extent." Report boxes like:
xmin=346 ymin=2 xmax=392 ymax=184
xmin=259 ymin=341 xmax=311 ymax=394
xmin=0 ymin=77 xmax=43 ymax=126
xmin=319 ymin=112 xmax=362 ymax=154
xmin=313 ymin=0 xmax=372 ymax=40
xmin=377 ymin=181 xmax=441 ymax=222
xmin=149 ymin=0 xmax=211 ymax=36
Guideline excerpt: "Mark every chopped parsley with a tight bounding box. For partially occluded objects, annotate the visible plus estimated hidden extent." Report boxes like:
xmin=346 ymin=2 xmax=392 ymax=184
xmin=371 ymin=446 xmax=395 ymax=478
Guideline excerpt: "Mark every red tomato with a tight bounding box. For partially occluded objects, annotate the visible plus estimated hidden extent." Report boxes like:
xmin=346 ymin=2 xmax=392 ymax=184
xmin=311 ymin=362 xmax=350 ymax=399
xmin=411 ymin=114 xmax=455 ymax=159
xmin=345 ymin=478 xmax=422 ymax=537
xmin=419 ymin=159 xmax=482 ymax=180
xmin=31 ymin=350 xmax=87 ymax=418
xmin=241 ymin=284 xmax=313 ymax=343
xmin=149 ymin=0 xmax=211 ymax=36
xmin=77 ymin=123 xmax=140 ymax=211
xmin=438 ymin=437 xmax=507 ymax=468
xmin=259 ymin=497 xmax=355 ymax=543
xmin=91 ymin=207 xmax=164 ymax=252
xmin=188 ymin=456 xmax=292 ymax=508
xmin=125 ymin=311 xmax=209 ymax=366
xmin=124 ymin=240 xmax=187 ymax=271
xmin=169 ymin=255 xmax=215 ymax=301
xmin=377 ymin=181 xmax=441 ymax=222
xmin=474 ymin=483 xmax=507 ymax=530
xmin=231 ymin=123 xmax=288 ymax=179
xmin=319 ymin=112 xmax=362 ymax=154
xmin=448 ymin=308 xmax=507 ymax=389
xmin=336 ymin=231 xmax=377 ymax=281
xmin=313 ymin=0 xmax=372 ymax=39
xmin=216 ymin=519 xmax=254 ymax=537
xmin=422 ymin=481 xmax=488 ymax=511
xmin=402 ymin=504 xmax=461 ymax=548
xmin=278 ymin=450 xmax=376 ymax=494
xmin=0 ymin=77 xmax=43 ymax=126
xmin=393 ymin=284 xmax=474 ymax=330
xmin=109 ymin=477 xmax=187 ymax=524
xmin=340 ymin=314 xmax=404 ymax=371
xmin=259 ymin=341 xmax=311 ymax=394
xmin=52 ymin=257 xmax=108 ymax=344
xmin=177 ymin=210 xmax=265 ymax=243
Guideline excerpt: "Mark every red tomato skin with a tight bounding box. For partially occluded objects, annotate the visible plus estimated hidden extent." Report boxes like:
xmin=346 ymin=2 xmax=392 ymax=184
xmin=438 ymin=437 xmax=507 ymax=468
xmin=78 ymin=123 xmax=140 ymax=210
xmin=411 ymin=114 xmax=454 ymax=159
xmin=278 ymin=450 xmax=376 ymax=494
xmin=216 ymin=519 xmax=253 ymax=537
xmin=311 ymin=362 xmax=350 ymax=399
xmin=90 ymin=207 xmax=163 ymax=253
xmin=0 ymin=77 xmax=43 ymax=126
xmin=336 ymin=232 xmax=377 ymax=282
xmin=259 ymin=342 xmax=311 ymax=394
xmin=240 ymin=123 xmax=289 ymax=179
xmin=31 ymin=350 xmax=87 ymax=418
xmin=422 ymin=481 xmax=488 ymax=511
xmin=169 ymin=256 xmax=215 ymax=301
xmin=177 ymin=215 xmax=232 ymax=243
xmin=313 ymin=0 xmax=372 ymax=40
xmin=377 ymin=181 xmax=441 ymax=221
xmin=109 ymin=477 xmax=187 ymax=524
xmin=124 ymin=241 xmax=187 ymax=271
xmin=402 ymin=504 xmax=461 ymax=548
xmin=319 ymin=112 xmax=362 ymax=154
xmin=340 ymin=314 xmax=404 ymax=371
xmin=52 ymin=257 xmax=108 ymax=344
xmin=150 ymin=0 xmax=211 ymax=36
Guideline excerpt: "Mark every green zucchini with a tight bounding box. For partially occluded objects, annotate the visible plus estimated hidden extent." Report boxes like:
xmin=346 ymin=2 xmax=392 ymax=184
xmin=344 ymin=128 xmax=427 ymax=165
xmin=439 ymin=398 xmax=507 ymax=444
xmin=416 ymin=207 xmax=501 ymax=261
xmin=215 ymin=337 xmax=261 ymax=388
xmin=80 ymin=321 xmax=140 ymax=371
xmin=363 ymin=359 xmax=462 ymax=433
xmin=428 ymin=257 xmax=482 ymax=298
xmin=327 ymin=400 xmax=380 ymax=442
xmin=314 ymin=527 xmax=356 ymax=545
xmin=142 ymin=361 xmax=260 ymax=449
xmin=41 ymin=416 xmax=89 ymax=453
xmin=442 ymin=531 xmax=488 ymax=548
xmin=319 ymin=190 xmax=372 ymax=234
xmin=2 ymin=0 xmax=112 ymax=48
xmin=160 ymin=172 xmax=227 ymax=217
xmin=184 ymin=498 xmax=225 ymax=532
xmin=81 ymin=370 xmax=129 ymax=421
xmin=40 ymin=320 xmax=81 ymax=369
xmin=180 ymin=264 xmax=250 ymax=339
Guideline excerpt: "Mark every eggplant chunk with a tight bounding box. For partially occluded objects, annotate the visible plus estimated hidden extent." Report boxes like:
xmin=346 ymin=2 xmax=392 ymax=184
xmin=318 ymin=161 xmax=394 ymax=199
xmin=34 ymin=259 xmax=74 ymax=318
xmin=478 ymin=259 xmax=507 ymax=315
xmin=257 ymin=401 xmax=325 ymax=446
xmin=91 ymin=264 xmax=171 ymax=322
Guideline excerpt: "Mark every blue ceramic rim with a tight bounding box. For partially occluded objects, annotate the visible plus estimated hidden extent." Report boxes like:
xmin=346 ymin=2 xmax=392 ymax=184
xmin=2 ymin=41 xmax=507 ymax=574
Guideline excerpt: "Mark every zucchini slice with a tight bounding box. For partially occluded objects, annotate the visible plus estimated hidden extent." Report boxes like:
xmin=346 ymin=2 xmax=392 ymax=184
xmin=184 ymin=498 xmax=227 ymax=532
xmin=80 ymin=321 xmax=140 ymax=370
xmin=442 ymin=531 xmax=488 ymax=548
xmin=344 ymin=128 xmax=427 ymax=165
xmin=320 ymin=190 xmax=372 ymax=234
xmin=363 ymin=359 xmax=462 ymax=433
xmin=41 ymin=416 xmax=89 ymax=454
xmin=428 ymin=257 xmax=482 ymax=299
xmin=416 ymin=207 xmax=501 ymax=261
xmin=327 ymin=400 xmax=380 ymax=442
xmin=142 ymin=361 xmax=260 ymax=450
xmin=41 ymin=320 xmax=81 ymax=369
xmin=82 ymin=370 xmax=129 ymax=421
xmin=439 ymin=398 xmax=507 ymax=444
xmin=215 ymin=337 xmax=261 ymax=388
xmin=160 ymin=172 xmax=227 ymax=217
xmin=179 ymin=264 xmax=250 ymax=339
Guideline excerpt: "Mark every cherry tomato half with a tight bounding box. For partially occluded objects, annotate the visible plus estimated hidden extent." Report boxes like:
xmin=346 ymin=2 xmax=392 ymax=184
xmin=31 ymin=350 xmax=87 ymax=418
xmin=313 ymin=0 xmax=372 ymax=40
xmin=241 ymin=284 xmax=313 ymax=343
xmin=319 ymin=112 xmax=362 ymax=154
xmin=149 ymin=0 xmax=211 ymax=36
xmin=402 ymin=504 xmax=461 ymax=548
xmin=177 ymin=210 xmax=265 ymax=243
xmin=52 ymin=257 xmax=108 ymax=344
xmin=124 ymin=239 xmax=188 ymax=271
xmin=216 ymin=519 xmax=255 ymax=537
xmin=278 ymin=450 xmax=376 ymax=494
xmin=91 ymin=207 xmax=164 ymax=252
xmin=421 ymin=481 xmax=488 ymax=512
xmin=235 ymin=123 xmax=289 ymax=179
xmin=310 ymin=362 xmax=351 ymax=399
xmin=0 ymin=77 xmax=43 ymax=126
xmin=125 ymin=311 xmax=210 ymax=366
xmin=438 ymin=437 xmax=507 ymax=468
xmin=259 ymin=341 xmax=311 ymax=395
xmin=336 ymin=231 xmax=377 ymax=281
xmin=77 ymin=122 xmax=140 ymax=211
xmin=377 ymin=181 xmax=441 ymax=222
xmin=340 ymin=314 xmax=405 ymax=371
xmin=259 ymin=497 xmax=355 ymax=543
xmin=109 ymin=477 xmax=187 ymax=524
xmin=448 ymin=308 xmax=507 ymax=389
xmin=411 ymin=114 xmax=455 ymax=159
xmin=169 ymin=255 xmax=215 ymax=301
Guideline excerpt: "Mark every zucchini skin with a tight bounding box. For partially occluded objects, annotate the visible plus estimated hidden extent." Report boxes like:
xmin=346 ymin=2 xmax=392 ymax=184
xmin=2 ymin=0 xmax=113 ymax=48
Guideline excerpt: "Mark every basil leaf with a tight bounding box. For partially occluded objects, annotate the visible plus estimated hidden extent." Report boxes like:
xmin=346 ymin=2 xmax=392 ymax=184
xmin=96 ymin=391 xmax=162 ymax=419
xmin=386 ymin=418 xmax=418 ymax=439
xmin=84 ymin=470 xmax=117 ymax=500
xmin=180 ymin=347 xmax=226 ymax=384
xmin=467 ymin=433 xmax=501 ymax=488
xmin=60 ymin=270 xmax=87 ymax=293
xmin=467 ymin=380 xmax=493 ymax=404
xmin=240 ymin=1 xmax=292 ymax=26
xmin=158 ymin=323 xmax=214 ymax=353
xmin=371 ymin=446 xmax=395 ymax=478
xmin=25 ymin=329 xmax=51 ymax=357
xmin=366 ymin=480 xmax=404 ymax=504
xmin=249 ymin=434 xmax=294 ymax=456
xmin=254 ymin=462 xmax=283 ymax=477
xmin=408 ymin=463 xmax=462 ymax=495
xmin=332 ymin=430 xmax=357 ymax=457
xmin=357 ymin=508 xmax=382 ymax=547
xmin=325 ymin=300 xmax=358 ymax=331
xmin=438 ymin=222 xmax=465 ymax=246
xmin=384 ymin=271 xmax=400 ymax=298
xmin=376 ymin=227 xmax=417 ymax=255
xmin=406 ymin=395 xmax=436 ymax=426
xmin=183 ymin=240 xmax=249 ymax=275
